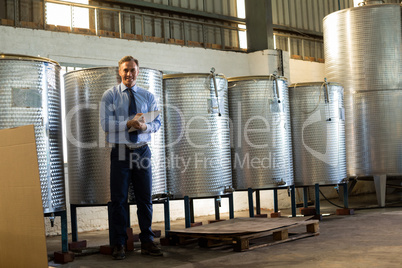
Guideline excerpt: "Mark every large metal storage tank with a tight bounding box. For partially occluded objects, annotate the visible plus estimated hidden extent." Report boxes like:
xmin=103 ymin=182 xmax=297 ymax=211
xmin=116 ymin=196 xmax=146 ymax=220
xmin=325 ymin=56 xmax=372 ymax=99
xmin=323 ymin=3 xmax=402 ymax=176
xmin=64 ymin=67 xmax=166 ymax=205
xmin=0 ymin=54 xmax=66 ymax=213
xmin=228 ymin=76 xmax=294 ymax=190
xmin=163 ymin=73 xmax=232 ymax=198
xmin=289 ymin=82 xmax=347 ymax=186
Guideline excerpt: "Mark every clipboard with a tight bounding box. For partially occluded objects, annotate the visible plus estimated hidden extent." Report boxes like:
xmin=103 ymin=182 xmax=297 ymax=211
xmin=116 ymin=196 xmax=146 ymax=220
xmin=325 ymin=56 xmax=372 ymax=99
xmin=128 ymin=110 xmax=160 ymax=132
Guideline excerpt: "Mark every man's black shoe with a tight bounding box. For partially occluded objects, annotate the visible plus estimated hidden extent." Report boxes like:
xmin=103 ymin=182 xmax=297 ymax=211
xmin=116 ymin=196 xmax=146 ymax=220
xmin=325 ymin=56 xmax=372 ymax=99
xmin=112 ymin=244 xmax=125 ymax=260
xmin=141 ymin=241 xmax=163 ymax=256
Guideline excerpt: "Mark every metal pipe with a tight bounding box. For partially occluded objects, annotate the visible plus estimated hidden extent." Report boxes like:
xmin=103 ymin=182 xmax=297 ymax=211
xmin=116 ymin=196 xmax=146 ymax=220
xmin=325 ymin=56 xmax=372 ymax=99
xmin=141 ymin=15 xmax=144 ymax=40
xmin=95 ymin=8 xmax=98 ymax=36
xmin=43 ymin=0 xmax=46 ymax=29
xmin=118 ymin=11 xmax=122 ymax=38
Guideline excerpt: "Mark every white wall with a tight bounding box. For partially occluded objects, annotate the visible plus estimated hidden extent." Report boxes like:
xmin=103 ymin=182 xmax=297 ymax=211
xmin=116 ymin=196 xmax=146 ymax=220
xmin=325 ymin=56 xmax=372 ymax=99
xmin=2 ymin=25 xmax=373 ymax=236
xmin=289 ymin=59 xmax=326 ymax=84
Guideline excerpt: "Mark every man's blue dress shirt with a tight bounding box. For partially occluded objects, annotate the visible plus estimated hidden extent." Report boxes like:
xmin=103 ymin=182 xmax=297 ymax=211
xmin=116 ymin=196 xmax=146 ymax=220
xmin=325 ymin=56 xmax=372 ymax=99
xmin=100 ymin=82 xmax=161 ymax=144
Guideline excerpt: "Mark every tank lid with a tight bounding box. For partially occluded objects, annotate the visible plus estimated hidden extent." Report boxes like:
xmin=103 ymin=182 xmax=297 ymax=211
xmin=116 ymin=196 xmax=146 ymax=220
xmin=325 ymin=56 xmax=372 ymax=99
xmin=64 ymin=66 xmax=162 ymax=77
xmin=63 ymin=66 xmax=118 ymax=76
xmin=163 ymin=73 xmax=227 ymax=79
xmin=228 ymin=75 xmax=287 ymax=82
xmin=288 ymin=82 xmax=343 ymax=88
xmin=357 ymin=0 xmax=384 ymax=6
xmin=0 ymin=54 xmax=60 ymax=66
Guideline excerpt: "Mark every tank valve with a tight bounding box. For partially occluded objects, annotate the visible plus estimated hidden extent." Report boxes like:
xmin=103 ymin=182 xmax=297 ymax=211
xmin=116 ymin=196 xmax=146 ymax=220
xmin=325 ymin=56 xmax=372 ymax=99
xmin=49 ymin=213 xmax=55 ymax=227
xmin=210 ymin=67 xmax=222 ymax=116
xmin=272 ymin=73 xmax=281 ymax=103
xmin=334 ymin=185 xmax=339 ymax=194
xmin=216 ymin=196 xmax=222 ymax=207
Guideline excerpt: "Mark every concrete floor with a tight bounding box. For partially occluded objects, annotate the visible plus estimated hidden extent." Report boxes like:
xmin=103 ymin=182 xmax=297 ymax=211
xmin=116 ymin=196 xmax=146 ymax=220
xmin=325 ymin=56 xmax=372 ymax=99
xmin=47 ymin=193 xmax=402 ymax=268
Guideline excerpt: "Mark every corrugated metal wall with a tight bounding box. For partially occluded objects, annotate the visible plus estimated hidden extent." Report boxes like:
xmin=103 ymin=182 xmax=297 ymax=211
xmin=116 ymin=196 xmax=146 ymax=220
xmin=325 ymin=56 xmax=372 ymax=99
xmin=271 ymin=0 xmax=400 ymax=60
xmin=89 ymin=0 xmax=240 ymax=49
xmin=272 ymin=0 xmax=354 ymax=61
xmin=272 ymin=0 xmax=354 ymax=34
xmin=3 ymin=0 xmax=399 ymax=56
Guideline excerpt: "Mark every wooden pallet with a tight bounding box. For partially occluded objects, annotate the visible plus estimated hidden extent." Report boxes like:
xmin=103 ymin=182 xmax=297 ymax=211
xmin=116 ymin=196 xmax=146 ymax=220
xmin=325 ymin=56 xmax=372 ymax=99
xmin=167 ymin=217 xmax=319 ymax=252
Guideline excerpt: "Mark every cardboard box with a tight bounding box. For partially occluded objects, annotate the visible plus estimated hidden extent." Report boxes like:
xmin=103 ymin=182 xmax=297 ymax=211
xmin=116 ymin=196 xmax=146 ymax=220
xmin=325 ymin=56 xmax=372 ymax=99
xmin=0 ymin=125 xmax=48 ymax=268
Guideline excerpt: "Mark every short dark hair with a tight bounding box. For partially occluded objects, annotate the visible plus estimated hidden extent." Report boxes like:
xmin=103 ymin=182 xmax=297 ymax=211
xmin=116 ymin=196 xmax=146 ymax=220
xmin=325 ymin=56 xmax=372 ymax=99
xmin=118 ymin=56 xmax=139 ymax=68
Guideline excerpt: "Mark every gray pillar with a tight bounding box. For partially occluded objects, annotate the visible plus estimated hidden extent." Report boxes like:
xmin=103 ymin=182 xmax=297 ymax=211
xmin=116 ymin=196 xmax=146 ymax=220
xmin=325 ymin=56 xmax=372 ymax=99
xmin=245 ymin=0 xmax=274 ymax=52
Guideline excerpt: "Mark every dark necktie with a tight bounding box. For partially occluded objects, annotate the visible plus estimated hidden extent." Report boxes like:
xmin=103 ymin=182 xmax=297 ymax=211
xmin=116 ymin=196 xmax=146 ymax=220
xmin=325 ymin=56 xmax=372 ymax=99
xmin=128 ymin=88 xmax=138 ymax=143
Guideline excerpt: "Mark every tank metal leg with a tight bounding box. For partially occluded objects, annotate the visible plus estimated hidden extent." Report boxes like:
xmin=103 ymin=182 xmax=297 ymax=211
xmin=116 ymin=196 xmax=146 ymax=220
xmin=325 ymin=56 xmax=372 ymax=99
xmin=190 ymin=198 xmax=195 ymax=223
xmin=60 ymin=210 xmax=68 ymax=253
xmin=164 ymin=197 xmax=170 ymax=232
xmin=273 ymin=188 xmax=278 ymax=212
xmin=290 ymin=185 xmax=296 ymax=217
xmin=342 ymin=183 xmax=349 ymax=209
xmin=70 ymin=204 xmax=78 ymax=242
xmin=303 ymin=187 xmax=309 ymax=208
xmin=107 ymin=202 xmax=112 ymax=245
xmin=214 ymin=196 xmax=220 ymax=220
xmin=315 ymin=184 xmax=320 ymax=215
xmin=248 ymin=188 xmax=254 ymax=217
xmin=228 ymin=193 xmax=234 ymax=219
xmin=374 ymin=174 xmax=387 ymax=207
xmin=255 ymin=190 xmax=261 ymax=215
xmin=184 ymin=196 xmax=191 ymax=228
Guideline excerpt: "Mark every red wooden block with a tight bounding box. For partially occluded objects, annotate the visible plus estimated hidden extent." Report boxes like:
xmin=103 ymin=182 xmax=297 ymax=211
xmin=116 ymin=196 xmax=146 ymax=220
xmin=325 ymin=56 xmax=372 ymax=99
xmin=270 ymin=212 xmax=281 ymax=218
xmin=336 ymin=208 xmax=355 ymax=215
xmin=301 ymin=207 xmax=317 ymax=216
xmin=54 ymin=251 xmax=74 ymax=264
xmin=100 ymin=245 xmax=113 ymax=255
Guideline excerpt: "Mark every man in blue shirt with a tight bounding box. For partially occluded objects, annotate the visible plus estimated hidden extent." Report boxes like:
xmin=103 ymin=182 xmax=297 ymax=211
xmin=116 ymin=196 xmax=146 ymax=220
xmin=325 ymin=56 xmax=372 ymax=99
xmin=100 ymin=56 xmax=162 ymax=260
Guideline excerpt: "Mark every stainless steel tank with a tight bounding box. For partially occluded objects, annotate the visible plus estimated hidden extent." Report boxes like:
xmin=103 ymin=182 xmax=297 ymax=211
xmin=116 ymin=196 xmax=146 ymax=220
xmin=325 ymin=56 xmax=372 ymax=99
xmin=64 ymin=67 xmax=166 ymax=205
xmin=0 ymin=54 xmax=66 ymax=213
xmin=323 ymin=3 xmax=402 ymax=176
xmin=163 ymin=73 xmax=232 ymax=198
xmin=228 ymin=76 xmax=294 ymax=190
xmin=289 ymin=82 xmax=347 ymax=186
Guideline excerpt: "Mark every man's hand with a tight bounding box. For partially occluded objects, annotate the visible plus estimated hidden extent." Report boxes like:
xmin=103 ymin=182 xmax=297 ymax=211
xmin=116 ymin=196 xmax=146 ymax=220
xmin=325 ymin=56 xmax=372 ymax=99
xmin=127 ymin=113 xmax=147 ymax=131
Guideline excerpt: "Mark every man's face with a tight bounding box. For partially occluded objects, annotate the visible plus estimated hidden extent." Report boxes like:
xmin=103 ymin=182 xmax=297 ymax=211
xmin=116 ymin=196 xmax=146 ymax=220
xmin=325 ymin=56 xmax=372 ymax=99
xmin=119 ymin=60 xmax=139 ymax=88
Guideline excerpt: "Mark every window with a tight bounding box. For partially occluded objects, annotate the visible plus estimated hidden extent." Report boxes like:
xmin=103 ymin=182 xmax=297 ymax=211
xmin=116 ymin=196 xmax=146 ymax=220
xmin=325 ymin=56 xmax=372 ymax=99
xmin=237 ymin=0 xmax=247 ymax=49
xmin=46 ymin=0 xmax=89 ymax=28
